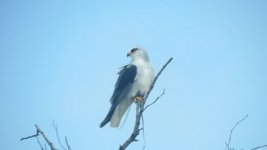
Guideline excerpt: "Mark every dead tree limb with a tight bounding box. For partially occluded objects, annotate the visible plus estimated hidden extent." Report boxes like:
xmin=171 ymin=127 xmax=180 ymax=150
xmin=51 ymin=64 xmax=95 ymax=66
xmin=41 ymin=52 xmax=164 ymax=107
xmin=21 ymin=124 xmax=57 ymax=150
xmin=21 ymin=123 xmax=71 ymax=150
xmin=119 ymin=57 xmax=173 ymax=150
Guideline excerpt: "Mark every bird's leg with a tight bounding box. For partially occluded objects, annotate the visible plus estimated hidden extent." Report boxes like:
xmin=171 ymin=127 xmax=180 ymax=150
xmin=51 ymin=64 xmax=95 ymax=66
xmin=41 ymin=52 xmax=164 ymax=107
xmin=133 ymin=96 xmax=144 ymax=102
xmin=133 ymin=91 xmax=144 ymax=103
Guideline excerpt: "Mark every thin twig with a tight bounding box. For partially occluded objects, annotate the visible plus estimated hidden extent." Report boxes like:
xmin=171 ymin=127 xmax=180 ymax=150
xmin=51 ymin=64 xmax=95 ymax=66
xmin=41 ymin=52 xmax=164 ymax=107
xmin=143 ymin=89 xmax=165 ymax=112
xmin=225 ymin=115 xmax=248 ymax=150
xmin=119 ymin=57 xmax=173 ymax=150
xmin=65 ymin=136 xmax=72 ymax=150
xmin=36 ymin=136 xmax=44 ymax=150
xmin=20 ymin=129 xmax=39 ymax=141
xmin=120 ymin=104 xmax=132 ymax=129
xmin=141 ymin=113 xmax=146 ymax=150
xmin=251 ymin=145 xmax=267 ymax=150
xmin=225 ymin=115 xmax=267 ymax=150
xmin=53 ymin=121 xmax=68 ymax=150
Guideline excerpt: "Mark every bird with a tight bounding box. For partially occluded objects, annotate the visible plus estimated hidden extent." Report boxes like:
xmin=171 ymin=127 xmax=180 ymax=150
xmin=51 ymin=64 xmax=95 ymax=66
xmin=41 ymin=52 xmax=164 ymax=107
xmin=100 ymin=48 xmax=154 ymax=128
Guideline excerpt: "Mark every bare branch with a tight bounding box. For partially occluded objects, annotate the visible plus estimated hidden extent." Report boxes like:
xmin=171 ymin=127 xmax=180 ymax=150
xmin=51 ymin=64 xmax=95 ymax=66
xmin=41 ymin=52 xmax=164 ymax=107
xmin=36 ymin=136 xmax=44 ymax=150
xmin=225 ymin=115 xmax=248 ymax=150
xmin=143 ymin=89 xmax=165 ymax=112
xmin=119 ymin=102 xmax=143 ymax=150
xmin=53 ymin=121 xmax=68 ymax=150
xmin=21 ymin=124 xmax=57 ymax=150
xmin=35 ymin=124 xmax=57 ymax=150
xmin=144 ymin=57 xmax=173 ymax=102
xmin=225 ymin=115 xmax=267 ymax=150
xmin=251 ymin=145 xmax=267 ymax=150
xmin=65 ymin=136 xmax=72 ymax=150
xmin=119 ymin=57 xmax=173 ymax=150
xmin=20 ymin=129 xmax=39 ymax=141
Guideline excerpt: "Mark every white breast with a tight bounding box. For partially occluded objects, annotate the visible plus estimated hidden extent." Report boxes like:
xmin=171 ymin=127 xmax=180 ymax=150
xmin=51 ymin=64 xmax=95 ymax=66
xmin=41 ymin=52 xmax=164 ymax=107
xmin=128 ymin=59 xmax=154 ymax=98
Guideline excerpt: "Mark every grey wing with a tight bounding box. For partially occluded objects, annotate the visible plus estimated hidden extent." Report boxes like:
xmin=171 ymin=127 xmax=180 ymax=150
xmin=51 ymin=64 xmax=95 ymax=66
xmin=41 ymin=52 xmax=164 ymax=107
xmin=110 ymin=64 xmax=137 ymax=105
xmin=99 ymin=64 xmax=137 ymax=128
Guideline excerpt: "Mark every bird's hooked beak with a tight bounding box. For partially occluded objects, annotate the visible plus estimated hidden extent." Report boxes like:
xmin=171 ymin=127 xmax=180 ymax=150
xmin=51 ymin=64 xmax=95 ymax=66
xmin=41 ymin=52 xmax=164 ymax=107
xmin=127 ymin=52 xmax=132 ymax=57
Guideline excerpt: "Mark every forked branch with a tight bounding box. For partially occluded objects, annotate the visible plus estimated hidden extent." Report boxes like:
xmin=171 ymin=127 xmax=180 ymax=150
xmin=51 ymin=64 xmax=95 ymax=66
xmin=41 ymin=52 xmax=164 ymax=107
xmin=21 ymin=123 xmax=71 ymax=150
xmin=21 ymin=124 xmax=56 ymax=150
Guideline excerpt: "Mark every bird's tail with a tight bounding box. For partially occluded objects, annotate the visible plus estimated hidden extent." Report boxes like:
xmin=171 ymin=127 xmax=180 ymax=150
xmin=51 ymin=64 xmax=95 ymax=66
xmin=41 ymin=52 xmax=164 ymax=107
xmin=110 ymin=98 xmax=132 ymax=127
xmin=100 ymin=104 xmax=116 ymax=128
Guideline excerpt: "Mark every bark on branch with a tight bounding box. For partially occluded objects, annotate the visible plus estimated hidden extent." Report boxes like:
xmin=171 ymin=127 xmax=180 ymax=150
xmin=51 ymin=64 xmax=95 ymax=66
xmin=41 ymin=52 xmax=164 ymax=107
xmin=119 ymin=57 xmax=173 ymax=150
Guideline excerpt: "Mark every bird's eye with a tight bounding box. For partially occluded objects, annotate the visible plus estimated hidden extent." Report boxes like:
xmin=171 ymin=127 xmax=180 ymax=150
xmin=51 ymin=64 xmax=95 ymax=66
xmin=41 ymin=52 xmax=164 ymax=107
xmin=130 ymin=48 xmax=138 ymax=53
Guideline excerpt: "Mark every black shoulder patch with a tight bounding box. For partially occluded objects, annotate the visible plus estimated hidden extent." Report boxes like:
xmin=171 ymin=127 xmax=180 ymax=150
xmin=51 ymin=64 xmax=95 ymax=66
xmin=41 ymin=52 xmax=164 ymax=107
xmin=115 ymin=65 xmax=137 ymax=90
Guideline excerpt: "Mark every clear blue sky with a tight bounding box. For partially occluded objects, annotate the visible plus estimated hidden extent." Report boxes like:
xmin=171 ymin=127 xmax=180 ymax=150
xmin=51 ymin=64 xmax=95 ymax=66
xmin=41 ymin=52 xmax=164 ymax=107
xmin=1 ymin=0 xmax=267 ymax=150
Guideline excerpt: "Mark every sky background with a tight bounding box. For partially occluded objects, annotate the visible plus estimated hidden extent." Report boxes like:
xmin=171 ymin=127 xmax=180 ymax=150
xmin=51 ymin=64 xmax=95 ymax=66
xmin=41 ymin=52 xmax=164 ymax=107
xmin=1 ymin=0 xmax=267 ymax=150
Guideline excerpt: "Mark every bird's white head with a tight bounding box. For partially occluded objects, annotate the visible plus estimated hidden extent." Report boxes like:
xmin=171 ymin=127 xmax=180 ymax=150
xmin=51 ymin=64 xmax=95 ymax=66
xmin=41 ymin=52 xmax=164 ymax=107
xmin=127 ymin=48 xmax=150 ymax=62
